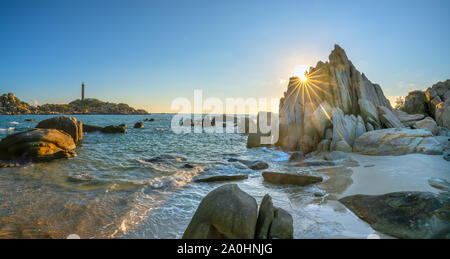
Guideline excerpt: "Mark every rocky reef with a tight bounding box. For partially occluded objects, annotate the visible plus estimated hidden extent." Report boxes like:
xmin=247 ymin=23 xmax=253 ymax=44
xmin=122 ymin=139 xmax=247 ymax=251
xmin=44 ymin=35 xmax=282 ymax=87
xmin=269 ymin=44 xmax=448 ymax=156
xmin=0 ymin=93 xmax=148 ymax=115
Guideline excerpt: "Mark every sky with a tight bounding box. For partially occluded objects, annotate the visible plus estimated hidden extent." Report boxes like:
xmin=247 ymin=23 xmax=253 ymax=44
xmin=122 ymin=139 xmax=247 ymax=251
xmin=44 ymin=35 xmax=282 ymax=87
xmin=1 ymin=0 xmax=449 ymax=113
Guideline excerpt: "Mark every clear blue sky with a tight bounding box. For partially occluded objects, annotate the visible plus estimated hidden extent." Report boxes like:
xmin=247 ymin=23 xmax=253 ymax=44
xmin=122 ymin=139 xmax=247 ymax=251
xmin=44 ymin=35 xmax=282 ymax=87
xmin=1 ymin=0 xmax=449 ymax=112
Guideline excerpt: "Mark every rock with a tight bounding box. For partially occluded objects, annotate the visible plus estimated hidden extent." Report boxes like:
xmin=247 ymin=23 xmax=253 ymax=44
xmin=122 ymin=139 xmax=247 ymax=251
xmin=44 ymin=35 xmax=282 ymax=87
xmin=296 ymin=160 xmax=336 ymax=167
xmin=182 ymin=184 xmax=258 ymax=239
xmin=255 ymin=194 xmax=274 ymax=239
xmin=36 ymin=116 xmax=83 ymax=142
xmin=444 ymin=150 xmax=450 ymax=161
xmin=323 ymin=151 xmax=348 ymax=161
xmin=194 ymin=175 xmax=248 ymax=183
xmin=339 ymin=192 xmax=450 ymax=239
xmin=248 ymin=161 xmax=269 ymax=170
xmin=365 ymin=122 xmax=374 ymax=131
xmin=147 ymin=154 xmax=186 ymax=163
xmin=358 ymin=99 xmax=380 ymax=128
xmin=413 ymin=117 xmax=438 ymax=135
xmin=101 ymin=125 xmax=126 ymax=134
xmin=133 ymin=121 xmax=144 ymax=128
xmin=143 ymin=118 xmax=155 ymax=122
xmin=277 ymin=45 xmax=391 ymax=153
xmin=0 ymin=163 xmax=21 ymax=168
xmin=317 ymin=139 xmax=330 ymax=151
xmin=262 ymin=171 xmax=323 ymax=186
xmin=428 ymin=178 xmax=450 ymax=192
xmin=24 ymin=119 xmax=38 ymax=122
xmin=377 ymin=106 xmax=404 ymax=128
xmin=83 ymin=124 xmax=103 ymax=133
xmin=0 ymin=129 xmax=77 ymax=162
xmin=353 ymin=128 xmax=443 ymax=155
xmin=288 ymin=151 xmax=304 ymax=162
xmin=228 ymin=159 xmax=269 ymax=170
xmin=404 ymin=90 xmax=428 ymax=115
xmin=333 ymin=140 xmax=353 ymax=152
xmin=268 ymin=207 xmax=293 ymax=239
xmin=394 ymin=110 xmax=425 ymax=127
xmin=435 ymin=100 xmax=450 ymax=129
xmin=247 ymin=132 xmax=263 ymax=148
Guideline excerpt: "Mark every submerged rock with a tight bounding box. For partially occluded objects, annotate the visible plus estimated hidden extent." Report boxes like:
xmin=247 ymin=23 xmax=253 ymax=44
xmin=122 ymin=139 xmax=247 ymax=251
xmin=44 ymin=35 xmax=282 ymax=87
xmin=183 ymin=184 xmax=258 ymax=239
xmin=262 ymin=171 xmax=323 ymax=186
xmin=133 ymin=121 xmax=144 ymax=128
xmin=36 ymin=116 xmax=83 ymax=142
xmin=0 ymin=128 xmax=77 ymax=162
xmin=353 ymin=128 xmax=443 ymax=155
xmin=83 ymin=124 xmax=104 ymax=133
xmin=339 ymin=192 xmax=450 ymax=239
xmin=101 ymin=125 xmax=126 ymax=134
xmin=228 ymin=158 xmax=269 ymax=170
xmin=194 ymin=175 xmax=248 ymax=183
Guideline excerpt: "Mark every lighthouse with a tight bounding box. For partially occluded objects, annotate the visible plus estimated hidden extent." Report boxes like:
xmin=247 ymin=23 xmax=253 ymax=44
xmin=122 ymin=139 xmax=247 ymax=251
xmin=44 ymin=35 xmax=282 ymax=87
xmin=81 ymin=82 xmax=85 ymax=100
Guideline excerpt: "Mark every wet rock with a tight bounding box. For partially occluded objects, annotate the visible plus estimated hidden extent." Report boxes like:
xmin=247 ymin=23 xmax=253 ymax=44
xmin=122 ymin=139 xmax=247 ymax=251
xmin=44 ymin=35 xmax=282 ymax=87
xmin=428 ymin=178 xmax=450 ymax=192
xmin=255 ymin=194 xmax=274 ymax=239
xmin=183 ymin=184 xmax=258 ymax=239
xmin=262 ymin=171 xmax=323 ymax=186
xmin=24 ymin=119 xmax=38 ymax=122
xmin=0 ymin=163 xmax=21 ymax=168
xmin=323 ymin=151 xmax=348 ymax=161
xmin=0 ymin=128 xmax=77 ymax=162
xmin=143 ymin=118 xmax=155 ymax=122
xmin=133 ymin=121 xmax=144 ymax=128
xmin=443 ymin=150 xmax=450 ymax=161
xmin=228 ymin=159 xmax=269 ymax=170
xmin=353 ymin=128 xmax=443 ymax=155
xmin=268 ymin=207 xmax=293 ymax=239
xmin=36 ymin=116 xmax=83 ymax=142
xmin=288 ymin=151 xmax=304 ymax=162
xmin=101 ymin=125 xmax=126 ymax=134
xmin=194 ymin=175 xmax=248 ymax=183
xmin=147 ymin=154 xmax=186 ymax=163
xmin=339 ymin=192 xmax=450 ymax=239
xmin=296 ymin=160 xmax=336 ymax=167
xmin=83 ymin=124 xmax=103 ymax=133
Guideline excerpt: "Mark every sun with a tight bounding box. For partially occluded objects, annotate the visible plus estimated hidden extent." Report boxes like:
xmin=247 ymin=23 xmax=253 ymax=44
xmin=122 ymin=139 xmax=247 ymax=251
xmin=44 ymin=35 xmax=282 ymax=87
xmin=293 ymin=64 xmax=309 ymax=82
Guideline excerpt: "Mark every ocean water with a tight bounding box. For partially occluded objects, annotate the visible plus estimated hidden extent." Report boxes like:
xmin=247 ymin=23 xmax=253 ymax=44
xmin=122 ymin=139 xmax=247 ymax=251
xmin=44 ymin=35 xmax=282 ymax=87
xmin=0 ymin=114 xmax=375 ymax=239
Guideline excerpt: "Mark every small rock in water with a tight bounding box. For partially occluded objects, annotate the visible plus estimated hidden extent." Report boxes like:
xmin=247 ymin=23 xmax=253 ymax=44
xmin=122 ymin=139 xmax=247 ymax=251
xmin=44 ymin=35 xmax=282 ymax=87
xmin=262 ymin=171 xmax=323 ymax=186
xmin=364 ymin=164 xmax=376 ymax=168
xmin=134 ymin=121 xmax=144 ymax=128
xmin=428 ymin=178 xmax=450 ymax=192
xmin=296 ymin=161 xmax=336 ymax=167
xmin=288 ymin=151 xmax=304 ymax=162
xmin=0 ymin=163 xmax=21 ymax=168
xmin=194 ymin=174 xmax=248 ymax=183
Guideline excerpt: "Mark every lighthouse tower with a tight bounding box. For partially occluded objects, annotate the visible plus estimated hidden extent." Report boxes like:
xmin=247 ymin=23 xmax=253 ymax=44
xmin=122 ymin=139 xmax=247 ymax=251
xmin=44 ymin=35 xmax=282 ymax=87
xmin=81 ymin=82 xmax=85 ymax=101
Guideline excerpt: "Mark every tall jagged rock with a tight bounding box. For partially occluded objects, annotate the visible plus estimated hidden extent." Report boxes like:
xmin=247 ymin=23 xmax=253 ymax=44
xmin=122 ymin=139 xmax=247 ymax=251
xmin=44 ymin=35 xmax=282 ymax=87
xmin=277 ymin=45 xmax=393 ymax=152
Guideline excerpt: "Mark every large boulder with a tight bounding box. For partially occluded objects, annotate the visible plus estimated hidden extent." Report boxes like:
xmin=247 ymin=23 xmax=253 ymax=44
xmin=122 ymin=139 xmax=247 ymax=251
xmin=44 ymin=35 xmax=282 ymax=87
xmin=377 ymin=106 xmax=404 ymax=128
xmin=268 ymin=207 xmax=294 ymax=239
xmin=36 ymin=116 xmax=83 ymax=142
xmin=182 ymin=184 xmax=258 ymax=239
xmin=412 ymin=117 xmax=439 ymax=135
xmin=277 ymin=45 xmax=391 ymax=153
xmin=0 ymin=129 xmax=77 ymax=162
xmin=339 ymin=192 xmax=450 ymax=239
xmin=404 ymin=90 xmax=428 ymax=115
xmin=435 ymin=100 xmax=450 ymax=129
xmin=262 ymin=171 xmax=323 ymax=186
xmin=353 ymin=128 xmax=443 ymax=155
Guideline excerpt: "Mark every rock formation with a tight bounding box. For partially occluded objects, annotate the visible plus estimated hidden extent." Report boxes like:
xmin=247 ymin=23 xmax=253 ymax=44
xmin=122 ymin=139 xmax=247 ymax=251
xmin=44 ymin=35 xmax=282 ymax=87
xmin=0 ymin=128 xmax=77 ymax=162
xmin=270 ymin=44 xmax=447 ymax=155
xmin=183 ymin=184 xmax=293 ymax=239
xmin=404 ymin=80 xmax=450 ymax=129
xmin=339 ymin=192 xmax=450 ymax=239
xmin=276 ymin=45 xmax=393 ymax=153
xmin=36 ymin=116 xmax=83 ymax=143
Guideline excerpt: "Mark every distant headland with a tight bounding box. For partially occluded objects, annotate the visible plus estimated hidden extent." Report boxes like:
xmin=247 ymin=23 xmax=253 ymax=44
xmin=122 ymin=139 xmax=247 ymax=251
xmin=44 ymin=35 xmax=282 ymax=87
xmin=0 ymin=92 xmax=148 ymax=115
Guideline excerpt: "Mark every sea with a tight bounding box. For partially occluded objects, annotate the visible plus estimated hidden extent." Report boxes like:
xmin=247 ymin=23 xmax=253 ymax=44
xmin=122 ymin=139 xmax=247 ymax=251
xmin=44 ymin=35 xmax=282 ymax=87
xmin=0 ymin=114 xmax=376 ymax=239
